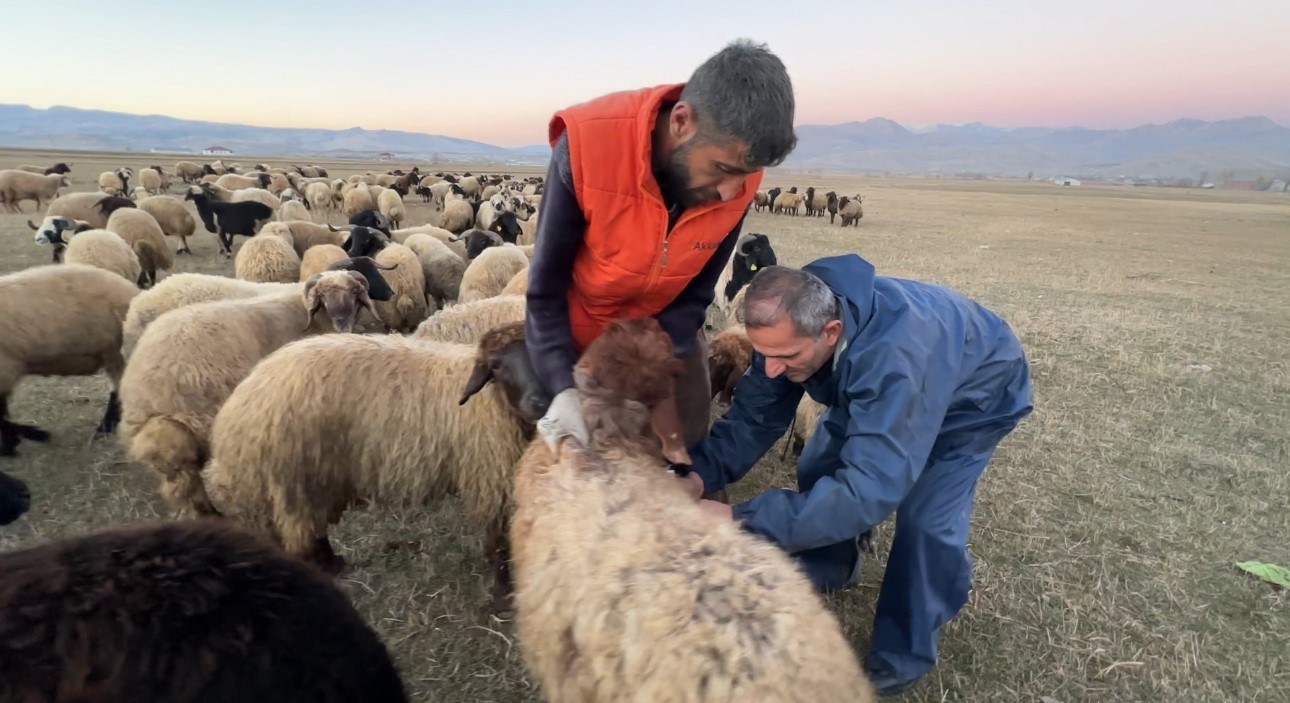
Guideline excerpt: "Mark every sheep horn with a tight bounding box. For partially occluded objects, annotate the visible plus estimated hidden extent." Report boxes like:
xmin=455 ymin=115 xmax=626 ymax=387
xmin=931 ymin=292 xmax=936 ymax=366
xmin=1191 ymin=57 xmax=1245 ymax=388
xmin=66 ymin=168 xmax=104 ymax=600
xmin=735 ymin=233 xmax=757 ymax=257
xmin=26 ymin=220 xmax=38 ymax=231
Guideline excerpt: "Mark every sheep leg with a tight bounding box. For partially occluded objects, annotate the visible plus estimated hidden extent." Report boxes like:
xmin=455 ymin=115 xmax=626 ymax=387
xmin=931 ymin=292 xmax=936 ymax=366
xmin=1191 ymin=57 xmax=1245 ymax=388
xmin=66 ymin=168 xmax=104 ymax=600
xmin=94 ymin=391 xmax=121 ymax=438
xmin=0 ymin=396 xmax=49 ymax=457
xmin=485 ymin=513 xmax=514 ymax=613
xmin=304 ymin=536 xmax=346 ymax=575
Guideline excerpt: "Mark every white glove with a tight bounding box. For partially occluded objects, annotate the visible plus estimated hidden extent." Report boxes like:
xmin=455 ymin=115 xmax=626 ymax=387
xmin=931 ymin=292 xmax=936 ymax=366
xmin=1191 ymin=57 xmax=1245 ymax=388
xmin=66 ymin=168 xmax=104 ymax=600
xmin=536 ymin=388 xmax=589 ymax=451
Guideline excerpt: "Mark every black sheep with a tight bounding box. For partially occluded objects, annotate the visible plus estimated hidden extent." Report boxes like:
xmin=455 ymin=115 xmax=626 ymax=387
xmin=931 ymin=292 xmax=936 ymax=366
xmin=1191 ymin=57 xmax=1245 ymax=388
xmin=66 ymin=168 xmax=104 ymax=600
xmin=723 ymin=232 xmax=777 ymax=303
xmin=456 ymin=229 xmax=504 ymax=259
xmin=0 ymin=520 xmax=407 ymax=703
xmin=348 ymin=209 xmax=392 ymax=235
xmin=0 ymin=470 xmax=29 ymax=525
xmin=184 ymin=186 xmax=275 ymax=257
xmin=487 ymin=210 xmax=523 ymax=244
xmin=341 ymin=225 xmax=391 ymax=259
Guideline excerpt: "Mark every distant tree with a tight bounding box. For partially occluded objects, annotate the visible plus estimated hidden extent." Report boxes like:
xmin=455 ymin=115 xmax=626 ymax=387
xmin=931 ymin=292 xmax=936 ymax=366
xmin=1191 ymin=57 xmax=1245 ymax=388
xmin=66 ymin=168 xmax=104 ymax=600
xmin=1026 ymin=170 xmax=1034 ymax=180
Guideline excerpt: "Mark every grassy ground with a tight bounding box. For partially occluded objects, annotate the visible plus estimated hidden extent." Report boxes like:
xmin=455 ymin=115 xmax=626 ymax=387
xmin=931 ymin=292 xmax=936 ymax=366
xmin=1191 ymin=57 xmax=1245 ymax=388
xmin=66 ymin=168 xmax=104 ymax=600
xmin=1 ymin=148 xmax=1288 ymax=701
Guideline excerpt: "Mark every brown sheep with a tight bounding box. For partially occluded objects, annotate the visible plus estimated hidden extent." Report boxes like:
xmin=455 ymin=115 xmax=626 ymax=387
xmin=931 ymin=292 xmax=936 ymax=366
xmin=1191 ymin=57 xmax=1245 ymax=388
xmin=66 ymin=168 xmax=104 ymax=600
xmin=509 ymin=317 xmax=876 ymax=703
xmin=706 ymin=324 xmax=752 ymax=404
xmin=838 ymin=196 xmax=864 ymax=226
xmin=0 ymin=519 xmax=407 ymax=703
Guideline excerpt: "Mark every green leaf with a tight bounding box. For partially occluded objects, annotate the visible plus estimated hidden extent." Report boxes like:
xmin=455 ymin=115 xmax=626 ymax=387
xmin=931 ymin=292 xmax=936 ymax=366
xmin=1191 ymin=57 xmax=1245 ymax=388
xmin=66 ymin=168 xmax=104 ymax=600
xmin=1235 ymin=561 xmax=1290 ymax=590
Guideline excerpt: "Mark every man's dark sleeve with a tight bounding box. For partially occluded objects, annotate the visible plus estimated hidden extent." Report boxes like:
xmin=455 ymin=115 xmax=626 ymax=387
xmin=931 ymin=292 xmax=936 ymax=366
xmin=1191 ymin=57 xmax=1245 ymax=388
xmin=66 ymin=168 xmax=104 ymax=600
xmin=654 ymin=213 xmax=746 ymax=356
xmin=524 ymin=134 xmax=585 ymax=397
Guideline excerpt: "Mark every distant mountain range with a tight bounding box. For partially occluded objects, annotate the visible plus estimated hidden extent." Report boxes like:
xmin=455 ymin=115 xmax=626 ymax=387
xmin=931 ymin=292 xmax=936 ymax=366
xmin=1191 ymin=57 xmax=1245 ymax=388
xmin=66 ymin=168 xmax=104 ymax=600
xmin=2 ymin=103 xmax=1287 ymax=179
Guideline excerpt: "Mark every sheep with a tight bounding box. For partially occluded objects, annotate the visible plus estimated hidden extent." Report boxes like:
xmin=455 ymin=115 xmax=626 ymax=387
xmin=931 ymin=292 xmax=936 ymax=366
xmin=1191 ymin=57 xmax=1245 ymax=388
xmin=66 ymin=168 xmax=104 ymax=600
xmin=235 ymin=226 xmax=301 ymax=283
xmin=390 ymin=224 xmax=467 ymax=259
xmin=136 ymin=194 xmax=198 ymax=254
xmin=509 ymin=316 xmax=876 ymax=703
xmin=377 ymin=187 xmax=405 ymax=229
xmin=343 ymin=183 xmax=376 ymax=218
xmin=719 ymin=232 xmax=777 ymax=310
xmin=277 ymin=198 xmax=311 ymax=222
xmin=174 ymin=160 xmax=204 ymax=183
xmin=766 ymin=186 xmax=782 ymax=210
xmin=300 ymin=243 xmax=350 ymax=281
xmin=790 ymin=395 xmax=827 ymax=456
xmin=402 ymin=233 xmax=465 ymax=308
xmin=119 ymin=261 xmax=394 ymax=516
xmin=459 ymin=245 xmax=530 ymax=303
xmin=30 ymin=192 xmax=115 ymax=230
xmin=0 ymin=519 xmax=409 ymax=703
xmin=838 ymin=195 xmax=863 ymax=226
xmin=48 ymin=228 xmax=143 ymax=284
xmin=15 ymin=162 xmax=70 ymax=176
xmin=413 ymin=294 xmax=526 ymax=343
xmin=457 ymin=175 xmax=481 ymax=200
xmin=106 ymin=208 xmax=174 ymax=288
xmin=348 ymin=208 xmax=392 ymax=234
xmin=267 ymin=171 xmax=292 ymax=195
xmin=138 ymin=167 xmax=165 ymax=195
xmin=201 ymin=321 xmax=548 ymax=609
xmin=231 ymin=186 xmax=282 ymax=211
xmin=0 ymin=170 xmax=71 ymax=213
xmin=304 ymin=180 xmax=334 ymax=218
xmin=186 ymin=185 xmax=275 ymax=257
xmin=458 ymin=228 xmax=505 ymax=260
xmin=500 ymin=266 xmax=529 ymax=296
xmin=486 ymin=210 xmax=524 ymax=245
xmin=341 ymin=226 xmax=430 ymax=332
xmin=0 ymin=265 xmax=139 ymax=456
xmin=804 ymin=186 xmax=828 ymax=217
xmin=97 ymin=168 xmax=131 ymax=196
xmin=29 ymin=216 xmax=93 ymax=263
xmin=753 ymin=189 xmax=770 ymax=212
xmin=826 ymin=191 xmax=839 ymax=224
xmin=707 ymin=324 xmax=752 ymax=405
xmin=216 ymin=172 xmax=271 ymax=191
xmin=440 ymin=194 xmax=475 ymax=234
xmin=0 ymin=469 xmax=29 ymax=525
xmin=773 ymin=190 xmax=802 ymax=215
xmin=121 ymin=274 xmax=301 ymax=359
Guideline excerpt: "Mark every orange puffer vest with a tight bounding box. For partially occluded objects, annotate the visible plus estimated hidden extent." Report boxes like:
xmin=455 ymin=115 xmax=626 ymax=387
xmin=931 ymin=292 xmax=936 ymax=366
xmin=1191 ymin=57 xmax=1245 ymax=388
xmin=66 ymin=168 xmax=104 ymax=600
xmin=549 ymin=83 xmax=763 ymax=353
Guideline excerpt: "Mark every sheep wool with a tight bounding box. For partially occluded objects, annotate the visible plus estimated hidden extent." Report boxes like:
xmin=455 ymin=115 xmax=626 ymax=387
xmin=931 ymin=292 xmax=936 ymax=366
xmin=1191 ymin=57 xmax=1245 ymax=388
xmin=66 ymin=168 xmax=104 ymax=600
xmin=106 ymin=208 xmax=174 ymax=288
xmin=459 ymin=245 xmax=529 ymax=303
xmin=235 ymin=229 xmax=302 ymax=284
xmin=370 ymin=242 xmax=432 ymax=333
xmin=63 ymin=229 xmax=143 ymax=284
xmin=402 ymin=233 xmax=465 ymax=307
xmin=299 ymin=244 xmax=350 ymax=282
xmin=121 ymin=274 xmax=301 ymax=359
xmin=413 ymin=294 xmax=526 ymax=344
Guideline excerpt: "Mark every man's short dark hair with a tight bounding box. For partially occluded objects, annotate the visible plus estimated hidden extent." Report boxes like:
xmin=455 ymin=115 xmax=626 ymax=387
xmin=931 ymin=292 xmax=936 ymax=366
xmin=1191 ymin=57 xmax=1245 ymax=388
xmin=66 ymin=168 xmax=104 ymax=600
xmin=680 ymin=39 xmax=797 ymax=169
xmin=742 ymin=266 xmax=839 ymax=338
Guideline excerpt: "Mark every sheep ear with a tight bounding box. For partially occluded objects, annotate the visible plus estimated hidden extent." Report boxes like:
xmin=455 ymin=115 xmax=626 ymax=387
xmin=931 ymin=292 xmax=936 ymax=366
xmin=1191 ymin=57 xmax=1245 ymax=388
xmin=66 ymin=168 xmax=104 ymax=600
xmin=650 ymin=390 xmax=691 ymax=466
xmin=458 ymin=359 xmax=494 ymax=406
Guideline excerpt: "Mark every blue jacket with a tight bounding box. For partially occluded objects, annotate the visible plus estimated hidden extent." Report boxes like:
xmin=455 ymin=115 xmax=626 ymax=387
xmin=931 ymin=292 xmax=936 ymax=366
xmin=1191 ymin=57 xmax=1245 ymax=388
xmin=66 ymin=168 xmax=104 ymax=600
xmin=688 ymin=254 xmax=1033 ymax=555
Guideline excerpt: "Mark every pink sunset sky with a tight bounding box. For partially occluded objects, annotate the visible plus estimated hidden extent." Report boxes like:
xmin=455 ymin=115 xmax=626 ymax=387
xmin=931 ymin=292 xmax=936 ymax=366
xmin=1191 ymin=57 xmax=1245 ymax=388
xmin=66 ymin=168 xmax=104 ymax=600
xmin=10 ymin=0 xmax=1288 ymax=147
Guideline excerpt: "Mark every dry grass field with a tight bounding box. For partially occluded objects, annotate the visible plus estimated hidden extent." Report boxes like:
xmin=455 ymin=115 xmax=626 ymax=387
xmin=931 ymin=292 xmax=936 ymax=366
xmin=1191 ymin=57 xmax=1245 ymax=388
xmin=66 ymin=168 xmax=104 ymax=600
xmin=1 ymin=147 xmax=1288 ymax=702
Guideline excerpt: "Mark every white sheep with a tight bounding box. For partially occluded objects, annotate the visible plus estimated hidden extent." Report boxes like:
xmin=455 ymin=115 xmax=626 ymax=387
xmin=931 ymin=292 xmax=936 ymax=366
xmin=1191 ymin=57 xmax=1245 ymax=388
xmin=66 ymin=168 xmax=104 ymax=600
xmin=234 ymin=227 xmax=301 ymax=284
xmin=119 ymin=265 xmax=390 ymax=516
xmin=459 ymin=245 xmax=530 ymax=303
xmin=500 ymin=266 xmax=528 ymax=296
xmin=138 ymin=168 xmax=165 ymax=196
xmin=136 ymin=194 xmax=199 ymax=255
xmin=201 ymin=321 xmax=546 ymax=609
xmin=97 ymin=168 xmax=131 ymax=196
xmin=0 ymin=170 xmax=71 ymax=213
xmin=440 ymin=195 xmax=475 ymax=234
xmin=391 ymin=224 xmax=467 ymax=260
xmin=343 ymin=183 xmax=375 ymax=219
xmin=121 ymin=274 xmax=300 ymax=359
xmin=412 ymin=294 xmax=526 ymax=344
xmin=277 ymin=199 xmax=311 ymax=222
xmin=402 ymin=233 xmax=465 ymax=308
xmin=509 ymin=317 xmax=876 ymax=703
xmin=0 ymin=264 xmax=140 ymax=456
xmin=376 ymin=188 xmax=405 ymax=230
xmin=299 ymin=244 xmax=349 ymax=281
xmin=106 ymin=208 xmax=174 ymax=288
xmin=366 ymin=242 xmax=431 ymax=333
xmin=58 ymin=229 xmax=143 ymax=284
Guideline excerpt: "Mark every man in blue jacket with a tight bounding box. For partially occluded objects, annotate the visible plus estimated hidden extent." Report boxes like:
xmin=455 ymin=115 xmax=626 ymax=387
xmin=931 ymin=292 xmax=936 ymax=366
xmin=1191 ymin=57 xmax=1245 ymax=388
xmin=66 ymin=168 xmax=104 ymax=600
xmin=678 ymin=254 xmax=1033 ymax=695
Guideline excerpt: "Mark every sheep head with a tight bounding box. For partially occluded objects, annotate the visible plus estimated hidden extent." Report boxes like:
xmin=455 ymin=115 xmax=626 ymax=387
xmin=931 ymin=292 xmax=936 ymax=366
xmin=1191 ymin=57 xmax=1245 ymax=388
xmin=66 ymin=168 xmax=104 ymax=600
xmin=302 ymin=270 xmax=377 ymax=334
xmin=487 ymin=212 xmax=522 ymax=244
xmin=707 ymin=327 xmax=752 ymax=405
xmin=0 ymin=470 xmax=30 ymax=526
xmin=458 ymin=321 xmax=549 ymax=427
xmin=340 ymin=226 xmax=390 ymax=258
xmin=735 ymin=233 xmax=776 ymax=271
xmin=457 ymin=229 xmax=504 ymax=259
xmin=572 ymin=317 xmax=691 ymax=466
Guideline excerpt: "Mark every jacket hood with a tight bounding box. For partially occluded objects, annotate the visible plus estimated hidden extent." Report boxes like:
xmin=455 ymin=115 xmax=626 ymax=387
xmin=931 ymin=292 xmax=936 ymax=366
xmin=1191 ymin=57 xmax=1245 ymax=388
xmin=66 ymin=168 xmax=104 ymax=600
xmin=802 ymin=254 xmax=876 ymax=339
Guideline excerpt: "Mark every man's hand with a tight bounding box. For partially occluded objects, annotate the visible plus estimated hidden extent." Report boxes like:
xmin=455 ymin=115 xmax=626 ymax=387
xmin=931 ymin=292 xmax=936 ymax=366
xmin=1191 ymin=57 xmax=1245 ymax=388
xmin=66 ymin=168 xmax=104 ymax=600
xmin=697 ymin=499 xmax=733 ymax=521
xmin=536 ymin=388 xmax=588 ymax=452
xmin=672 ymin=470 xmax=705 ymax=501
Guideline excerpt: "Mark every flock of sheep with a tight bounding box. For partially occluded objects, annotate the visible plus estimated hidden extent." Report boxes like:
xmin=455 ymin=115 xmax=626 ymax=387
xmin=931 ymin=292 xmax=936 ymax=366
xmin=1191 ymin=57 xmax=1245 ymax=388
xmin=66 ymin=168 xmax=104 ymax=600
xmin=0 ymin=157 xmax=867 ymax=702
xmin=753 ymin=184 xmax=865 ymax=226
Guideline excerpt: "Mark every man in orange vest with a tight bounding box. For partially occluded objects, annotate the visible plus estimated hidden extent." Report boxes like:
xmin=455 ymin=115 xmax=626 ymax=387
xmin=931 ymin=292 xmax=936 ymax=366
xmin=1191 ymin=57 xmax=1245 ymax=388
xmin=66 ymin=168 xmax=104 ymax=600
xmin=526 ymin=39 xmax=797 ymax=461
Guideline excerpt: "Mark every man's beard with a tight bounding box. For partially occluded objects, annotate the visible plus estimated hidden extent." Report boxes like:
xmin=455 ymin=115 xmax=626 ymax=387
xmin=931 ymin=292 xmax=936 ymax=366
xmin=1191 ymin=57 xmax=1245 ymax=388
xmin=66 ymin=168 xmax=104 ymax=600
xmin=659 ymin=140 xmax=717 ymax=208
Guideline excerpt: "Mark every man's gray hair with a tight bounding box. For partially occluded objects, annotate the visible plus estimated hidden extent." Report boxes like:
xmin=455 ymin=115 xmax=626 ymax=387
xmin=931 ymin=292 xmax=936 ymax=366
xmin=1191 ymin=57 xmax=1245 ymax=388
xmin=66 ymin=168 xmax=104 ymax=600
xmin=741 ymin=266 xmax=840 ymax=338
xmin=680 ymin=39 xmax=797 ymax=170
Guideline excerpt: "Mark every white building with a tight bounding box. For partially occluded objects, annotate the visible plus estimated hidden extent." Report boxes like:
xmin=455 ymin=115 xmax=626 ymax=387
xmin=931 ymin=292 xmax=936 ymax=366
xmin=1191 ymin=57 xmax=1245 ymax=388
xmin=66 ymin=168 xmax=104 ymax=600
xmin=1053 ymin=177 xmax=1080 ymax=186
xmin=202 ymin=145 xmax=234 ymax=156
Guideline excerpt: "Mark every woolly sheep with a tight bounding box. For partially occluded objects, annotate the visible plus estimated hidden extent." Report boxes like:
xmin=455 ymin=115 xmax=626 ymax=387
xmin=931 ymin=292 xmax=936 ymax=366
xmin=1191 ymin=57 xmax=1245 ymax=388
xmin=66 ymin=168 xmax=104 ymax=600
xmin=509 ymin=316 xmax=876 ymax=703
xmin=121 ymin=274 xmax=300 ymax=359
xmin=235 ymin=226 xmax=301 ymax=284
xmin=500 ymin=266 xmax=528 ymax=296
xmin=343 ymin=183 xmax=375 ymax=218
xmin=216 ymin=172 xmax=271 ymax=191
xmin=97 ymin=169 xmax=129 ymax=196
xmin=29 ymin=216 xmax=93 ymax=263
xmin=138 ymin=167 xmax=164 ymax=196
xmin=0 ymin=265 xmax=139 ymax=456
xmin=137 ymin=194 xmax=198 ymax=255
xmin=390 ymin=224 xmax=466 ymax=259
xmin=277 ymin=221 xmax=344 ymax=256
xmin=186 ymin=185 xmax=275 ymax=257
xmin=304 ymin=180 xmax=333 ymax=217
xmin=59 ymin=229 xmax=143 ymax=284
xmin=277 ymin=199 xmax=311 ymax=222
xmin=232 ymin=187 xmax=282 ymax=211
xmin=342 ymin=227 xmax=430 ymax=332
xmin=790 ymin=395 xmax=827 ymax=456
xmin=29 ymin=192 xmax=112 ymax=230
xmin=838 ymin=196 xmax=863 ymax=226
xmin=120 ymin=262 xmax=393 ymax=516
xmin=0 ymin=170 xmax=71 ymax=213
xmin=376 ymin=187 xmax=405 ymax=229
xmin=174 ymin=160 xmax=204 ymax=183
xmin=459 ymin=245 xmax=529 ymax=303
xmin=402 ymin=233 xmax=466 ymax=308
xmin=0 ymin=520 xmax=408 ymax=703
xmin=106 ymin=208 xmax=174 ymax=288
xmin=0 ymin=469 xmax=29 ymax=525
xmin=457 ymin=175 xmax=481 ymax=199
xmin=202 ymin=321 xmax=548 ymax=609
xmin=300 ymin=243 xmax=350 ymax=281
xmin=439 ymin=195 xmax=475 ymax=234
xmin=413 ymin=294 xmax=526 ymax=344
xmin=773 ymin=190 xmax=802 ymax=215
xmin=804 ymin=186 xmax=828 ymax=217
xmin=706 ymin=324 xmax=752 ymax=405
